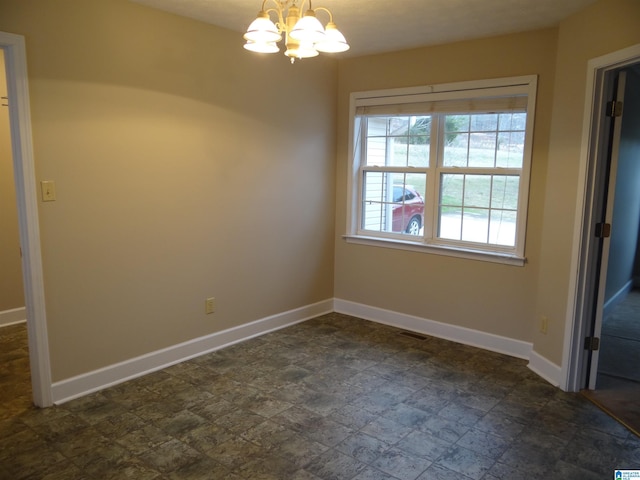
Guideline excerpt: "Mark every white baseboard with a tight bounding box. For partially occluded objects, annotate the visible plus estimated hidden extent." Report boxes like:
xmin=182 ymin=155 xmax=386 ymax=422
xmin=528 ymin=350 xmax=562 ymax=387
xmin=51 ymin=299 xmax=333 ymax=404
xmin=51 ymin=297 xmax=563 ymax=404
xmin=0 ymin=307 xmax=26 ymax=327
xmin=334 ymin=298 xmax=533 ymax=360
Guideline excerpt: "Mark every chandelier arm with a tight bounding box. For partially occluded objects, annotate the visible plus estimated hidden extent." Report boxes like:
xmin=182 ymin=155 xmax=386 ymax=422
xmin=261 ymin=0 xmax=287 ymax=26
xmin=313 ymin=6 xmax=333 ymax=23
xmin=263 ymin=7 xmax=286 ymax=32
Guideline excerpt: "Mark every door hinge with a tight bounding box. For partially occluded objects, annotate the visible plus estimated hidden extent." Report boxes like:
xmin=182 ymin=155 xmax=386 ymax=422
xmin=1 ymin=96 xmax=7 ymax=107
xmin=606 ymin=100 xmax=623 ymax=117
xmin=595 ymin=222 xmax=611 ymax=238
xmin=584 ymin=336 xmax=600 ymax=351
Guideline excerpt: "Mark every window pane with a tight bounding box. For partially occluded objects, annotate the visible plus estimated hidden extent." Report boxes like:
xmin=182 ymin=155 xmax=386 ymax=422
xmin=390 ymin=137 xmax=408 ymax=166
xmin=499 ymin=112 xmax=527 ymax=130
xmin=469 ymin=133 xmax=497 ymax=167
xmin=491 ymin=176 xmax=519 ymax=210
xmin=367 ymin=117 xmax=387 ymax=136
xmin=446 ymin=115 xmax=469 ymax=132
xmin=471 ymin=113 xmax=498 ymax=131
xmin=362 ymin=172 xmax=426 ymax=235
xmin=443 ymin=132 xmax=469 ymax=167
xmin=489 ymin=210 xmax=517 ymax=246
xmin=407 ymin=115 xmax=430 ymax=167
xmin=439 ymin=207 xmax=462 ymax=240
xmin=462 ymin=208 xmax=489 ymax=243
xmin=408 ymin=142 xmax=429 ymax=167
xmin=366 ymin=137 xmax=386 ymax=166
xmin=496 ymin=131 xmax=524 ymax=168
xmin=464 ymin=175 xmax=491 ymax=208
xmin=441 ymin=174 xmax=463 ymax=206
xmin=389 ymin=117 xmax=409 ymax=135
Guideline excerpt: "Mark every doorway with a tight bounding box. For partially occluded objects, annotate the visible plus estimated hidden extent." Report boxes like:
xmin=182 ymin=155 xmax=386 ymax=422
xmin=0 ymin=46 xmax=32 ymax=414
xmin=585 ymin=63 xmax=640 ymax=435
xmin=568 ymin=45 xmax=640 ymax=434
xmin=0 ymin=31 xmax=52 ymax=407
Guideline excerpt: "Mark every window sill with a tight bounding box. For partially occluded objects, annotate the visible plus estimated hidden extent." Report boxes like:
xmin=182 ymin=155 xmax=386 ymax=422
xmin=342 ymin=234 xmax=526 ymax=266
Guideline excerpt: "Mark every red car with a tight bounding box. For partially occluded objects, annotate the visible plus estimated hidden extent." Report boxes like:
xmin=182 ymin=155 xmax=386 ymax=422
xmin=393 ymin=185 xmax=424 ymax=235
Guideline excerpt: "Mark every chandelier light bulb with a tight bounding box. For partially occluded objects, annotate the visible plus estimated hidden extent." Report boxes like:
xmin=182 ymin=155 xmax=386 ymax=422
xmin=314 ymin=22 xmax=350 ymax=53
xmin=289 ymin=10 xmax=325 ymax=43
xmin=243 ymin=40 xmax=280 ymax=54
xmin=243 ymin=11 xmax=281 ymax=43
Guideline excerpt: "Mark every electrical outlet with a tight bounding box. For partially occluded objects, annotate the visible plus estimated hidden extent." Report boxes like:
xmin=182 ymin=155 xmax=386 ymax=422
xmin=205 ymin=297 xmax=215 ymax=314
xmin=540 ymin=315 xmax=548 ymax=334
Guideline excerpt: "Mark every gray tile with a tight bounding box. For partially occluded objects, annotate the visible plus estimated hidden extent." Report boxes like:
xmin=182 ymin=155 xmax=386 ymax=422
xmin=361 ymin=416 xmax=414 ymax=445
xmin=328 ymin=404 xmax=379 ymax=429
xmin=115 ymin=425 xmax=174 ymax=455
xmin=455 ymin=428 xmax=509 ymax=459
xmin=382 ymin=402 xmax=431 ymax=429
xmin=271 ymin=406 xmax=324 ymax=434
xmin=352 ymin=467 xmax=399 ymax=480
xmin=181 ymin=423 xmax=236 ymax=454
xmin=302 ymin=417 xmax=355 ymax=447
xmin=485 ymin=461 xmax=549 ymax=480
xmin=275 ymin=433 xmax=329 ymax=468
xmin=165 ymin=456 xmax=232 ymax=479
xmin=213 ymin=408 xmax=266 ymax=434
xmin=472 ymin=411 xmax=527 ymax=440
xmin=234 ymin=452 xmax=300 ymax=479
xmin=547 ymin=460 xmax=604 ymax=479
xmin=137 ymin=438 xmax=203 ymax=474
xmin=205 ymin=437 xmax=265 ymax=469
xmin=336 ymin=431 xmax=391 ymax=463
xmin=370 ymin=447 xmax=432 ymax=480
xmin=436 ymin=401 xmax=484 ymax=426
xmin=395 ymin=429 xmax=452 ymax=461
xmin=155 ymin=409 xmax=208 ymax=437
xmin=305 ymin=449 xmax=367 ymax=480
xmin=497 ymin=443 xmax=559 ymax=478
xmin=416 ymin=463 xmax=475 ymax=480
xmin=434 ymin=445 xmax=495 ymax=480
xmin=417 ymin=414 xmax=471 ymax=443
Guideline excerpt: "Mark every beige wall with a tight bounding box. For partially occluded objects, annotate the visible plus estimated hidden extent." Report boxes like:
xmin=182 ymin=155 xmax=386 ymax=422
xmin=0 ymin=0 xmax=337 ymax=381
xmin=533 ymin=0 xmax=640 ymax=363
xmin=0 ymin=49 xmax=24 ymax=313
xmin=334 ymin=29 xmax=558 ymax=344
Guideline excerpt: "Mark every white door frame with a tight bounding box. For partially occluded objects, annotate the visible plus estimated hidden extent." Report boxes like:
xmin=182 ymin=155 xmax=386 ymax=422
xmin=1 ymin=31 xmax=52 ymax=407
xmin=562 ymin=43 xmax=640 ymax=392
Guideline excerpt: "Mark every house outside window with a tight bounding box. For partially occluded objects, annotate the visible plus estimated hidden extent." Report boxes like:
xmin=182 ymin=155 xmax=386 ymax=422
xmin=346 ymin=76 xmax=537 ymax=266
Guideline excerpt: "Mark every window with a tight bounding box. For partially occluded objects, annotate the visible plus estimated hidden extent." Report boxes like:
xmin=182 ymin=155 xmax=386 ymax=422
xmin=346 ymin=76 xmax=537 ymax=265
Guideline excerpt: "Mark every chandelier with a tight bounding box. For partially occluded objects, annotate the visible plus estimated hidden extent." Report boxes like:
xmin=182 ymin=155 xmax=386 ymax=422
xmin=243 ymin=0 xmax=350 ymax=63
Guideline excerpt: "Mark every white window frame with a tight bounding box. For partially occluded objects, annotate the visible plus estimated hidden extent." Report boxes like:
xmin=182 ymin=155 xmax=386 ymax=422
xmin=345 ymin=75 xmax=537 ymax=266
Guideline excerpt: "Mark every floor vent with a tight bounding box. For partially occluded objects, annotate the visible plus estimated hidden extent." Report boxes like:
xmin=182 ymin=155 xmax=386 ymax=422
xmin=399 ymin=331 xmax=427 ymax=340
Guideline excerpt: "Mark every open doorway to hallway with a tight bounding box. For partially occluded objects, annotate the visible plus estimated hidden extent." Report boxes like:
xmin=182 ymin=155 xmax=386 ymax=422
xmin=0 ymin=47 xmax=32 ymax=415
xmin=579 ymin=59 xmax=640 ymax=436
xmin=0 ymin=31 xmax=53 ymax=408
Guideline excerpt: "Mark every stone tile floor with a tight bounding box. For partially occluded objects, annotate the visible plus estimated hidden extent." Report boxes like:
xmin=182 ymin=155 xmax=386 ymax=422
xmin=1 ymin=313 xmax=639 ymax=479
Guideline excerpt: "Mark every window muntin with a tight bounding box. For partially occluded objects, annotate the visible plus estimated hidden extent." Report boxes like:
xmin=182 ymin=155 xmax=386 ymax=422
xmin=348 ymin=77 xmax=536 ymax=261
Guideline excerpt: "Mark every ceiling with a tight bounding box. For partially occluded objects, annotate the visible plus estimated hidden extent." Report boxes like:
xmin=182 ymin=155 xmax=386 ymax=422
xmin=130 ymin=0 xmax=597 ymax=57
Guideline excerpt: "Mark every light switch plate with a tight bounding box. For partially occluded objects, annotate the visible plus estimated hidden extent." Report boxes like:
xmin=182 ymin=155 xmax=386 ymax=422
xmin=41 ymin=180 xmax=56 ymax=202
